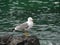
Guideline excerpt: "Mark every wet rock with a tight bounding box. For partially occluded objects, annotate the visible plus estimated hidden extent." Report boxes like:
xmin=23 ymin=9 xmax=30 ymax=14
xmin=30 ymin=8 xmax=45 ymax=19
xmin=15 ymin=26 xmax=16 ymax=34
xmin=0 ymin=34 xmax=13 ymax=45
xmin=0 ymin=34 xmax=40 ymax=45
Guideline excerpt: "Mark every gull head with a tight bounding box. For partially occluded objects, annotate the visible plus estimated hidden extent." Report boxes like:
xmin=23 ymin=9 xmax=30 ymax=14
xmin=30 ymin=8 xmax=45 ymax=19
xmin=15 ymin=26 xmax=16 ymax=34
xmin=28 ymin=17 xmax=33 ymax=22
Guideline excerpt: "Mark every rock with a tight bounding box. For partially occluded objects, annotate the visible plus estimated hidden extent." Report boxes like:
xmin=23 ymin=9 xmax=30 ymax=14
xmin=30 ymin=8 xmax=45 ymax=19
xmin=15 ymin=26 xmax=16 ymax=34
xmin=0 ymin=34 xmax=13 ymax=45
xmin=0 ymin=34 xmax=40 ymax=45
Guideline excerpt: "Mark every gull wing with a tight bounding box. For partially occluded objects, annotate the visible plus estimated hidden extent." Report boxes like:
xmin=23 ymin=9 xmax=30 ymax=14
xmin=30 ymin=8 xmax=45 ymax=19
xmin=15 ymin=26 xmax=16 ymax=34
xmin=15 ymin=22 xmax=29 ymax=30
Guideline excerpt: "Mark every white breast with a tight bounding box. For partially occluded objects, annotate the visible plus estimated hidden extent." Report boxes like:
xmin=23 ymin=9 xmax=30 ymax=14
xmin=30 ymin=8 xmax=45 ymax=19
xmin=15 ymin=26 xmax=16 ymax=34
xmin=27 ymin=21 xmax=33 ymax=29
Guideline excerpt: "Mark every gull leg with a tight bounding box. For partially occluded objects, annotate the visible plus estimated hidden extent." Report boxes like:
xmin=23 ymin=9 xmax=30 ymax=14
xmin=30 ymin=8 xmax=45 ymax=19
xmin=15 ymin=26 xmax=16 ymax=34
xmin=23 ymin=30 xmax=30 ymax=36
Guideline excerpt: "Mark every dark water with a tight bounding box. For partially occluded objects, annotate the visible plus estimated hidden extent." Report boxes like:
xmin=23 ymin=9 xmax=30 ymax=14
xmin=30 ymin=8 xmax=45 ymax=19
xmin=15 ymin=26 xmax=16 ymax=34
xmin=0 ymin=0 xmax=60 ymax=45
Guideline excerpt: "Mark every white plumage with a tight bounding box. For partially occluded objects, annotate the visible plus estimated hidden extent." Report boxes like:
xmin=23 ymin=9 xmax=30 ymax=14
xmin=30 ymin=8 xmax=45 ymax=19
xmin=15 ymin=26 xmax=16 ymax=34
xmin=14 ymin=17 xmax=33 ymax=31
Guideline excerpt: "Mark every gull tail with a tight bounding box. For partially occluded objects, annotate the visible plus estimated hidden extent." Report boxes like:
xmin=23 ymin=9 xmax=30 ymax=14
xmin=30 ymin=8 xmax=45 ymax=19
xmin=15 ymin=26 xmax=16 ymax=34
xmin=12 ymin=28 xmax=15 ymax=32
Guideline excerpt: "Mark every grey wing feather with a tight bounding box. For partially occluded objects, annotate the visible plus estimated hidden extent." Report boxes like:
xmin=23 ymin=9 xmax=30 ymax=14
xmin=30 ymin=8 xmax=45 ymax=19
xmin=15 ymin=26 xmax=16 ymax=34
xmin=15 ymin=22 xmax=29 ymax=30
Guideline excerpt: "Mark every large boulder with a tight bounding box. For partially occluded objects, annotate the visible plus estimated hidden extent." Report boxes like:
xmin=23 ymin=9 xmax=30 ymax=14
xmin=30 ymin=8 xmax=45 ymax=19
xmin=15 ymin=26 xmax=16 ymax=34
xmin=0 ymin=34 xmax=40 ymax=45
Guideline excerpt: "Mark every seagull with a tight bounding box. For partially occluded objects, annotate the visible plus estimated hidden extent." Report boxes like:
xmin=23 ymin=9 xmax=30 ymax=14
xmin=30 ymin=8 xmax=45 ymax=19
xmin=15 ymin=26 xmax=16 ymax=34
xmin=13 ymin=17 xmax=34 ymax=36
